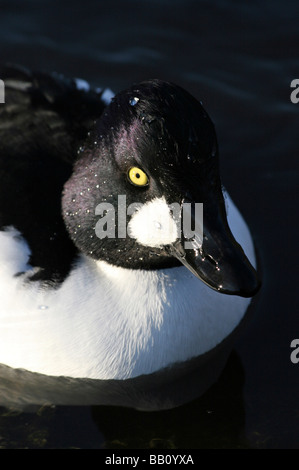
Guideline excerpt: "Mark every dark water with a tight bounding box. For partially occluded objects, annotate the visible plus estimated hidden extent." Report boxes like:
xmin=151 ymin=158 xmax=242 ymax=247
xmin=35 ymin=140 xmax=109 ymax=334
xmin=0 ymin=0 xmax=299 ymax=449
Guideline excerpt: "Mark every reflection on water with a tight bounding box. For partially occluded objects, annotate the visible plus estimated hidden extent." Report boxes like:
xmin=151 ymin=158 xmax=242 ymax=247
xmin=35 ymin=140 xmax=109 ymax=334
xmin=0 ymin=308 xmax=254 ymax=448
xmin=0 ymin=352 xmax=247 ymax=449
xmin=93 ymin=352 xmax=247 ymax=450
xmin=0 ymin=0 xmax=298 ymax=450
xmin=0 ymin=321 xmax=241 ymax=411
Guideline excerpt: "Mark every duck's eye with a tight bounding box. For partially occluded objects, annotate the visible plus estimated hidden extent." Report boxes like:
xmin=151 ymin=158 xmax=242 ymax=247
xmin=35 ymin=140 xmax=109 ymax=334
xmin=128 ymin=167 xmax=149 ymax=187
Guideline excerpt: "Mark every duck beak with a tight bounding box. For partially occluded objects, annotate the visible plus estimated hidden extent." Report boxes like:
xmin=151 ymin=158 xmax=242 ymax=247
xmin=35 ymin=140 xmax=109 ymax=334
xmin=168 ymin=197 xmax=261 ymax=297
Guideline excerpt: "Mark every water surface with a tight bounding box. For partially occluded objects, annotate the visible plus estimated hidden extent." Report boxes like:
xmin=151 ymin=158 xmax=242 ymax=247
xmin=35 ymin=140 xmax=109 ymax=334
xmin=0 ymin=0 xmax=298 ymax=449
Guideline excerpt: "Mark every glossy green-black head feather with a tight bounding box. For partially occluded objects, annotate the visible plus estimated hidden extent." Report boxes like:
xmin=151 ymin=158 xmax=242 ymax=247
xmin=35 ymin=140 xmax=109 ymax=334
xmin=62 ymin=79 xmax=260 ymax=296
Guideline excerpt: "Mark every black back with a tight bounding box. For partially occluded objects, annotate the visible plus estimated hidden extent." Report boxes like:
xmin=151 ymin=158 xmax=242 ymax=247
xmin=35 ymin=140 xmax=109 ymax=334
xmin=0 ymin=65 xmax=107 ymax=285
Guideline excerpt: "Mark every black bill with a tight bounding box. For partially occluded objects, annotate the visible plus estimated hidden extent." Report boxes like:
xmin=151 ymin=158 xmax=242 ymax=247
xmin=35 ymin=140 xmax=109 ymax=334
xmin=168 ymin=197 xmax=261 ymax=298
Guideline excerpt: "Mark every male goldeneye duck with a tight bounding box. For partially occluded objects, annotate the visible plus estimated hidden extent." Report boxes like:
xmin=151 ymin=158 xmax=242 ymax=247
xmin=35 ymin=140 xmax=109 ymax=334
xmin=0 ymin=65 xmax=260 ymax=383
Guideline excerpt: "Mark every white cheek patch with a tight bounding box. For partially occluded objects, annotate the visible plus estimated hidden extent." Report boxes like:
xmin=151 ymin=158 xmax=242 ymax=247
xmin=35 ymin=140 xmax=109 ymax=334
xmin=127 ymin=197 xmax=179 ymax=248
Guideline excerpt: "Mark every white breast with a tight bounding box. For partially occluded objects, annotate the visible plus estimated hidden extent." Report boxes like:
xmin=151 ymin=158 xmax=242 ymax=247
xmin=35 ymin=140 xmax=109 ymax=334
xmin=0 ymin=193 xmax=256 ymax=380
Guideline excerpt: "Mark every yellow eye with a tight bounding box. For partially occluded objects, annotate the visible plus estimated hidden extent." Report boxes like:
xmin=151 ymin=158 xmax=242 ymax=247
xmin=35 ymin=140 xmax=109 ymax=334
xmin=128 ymin=167 xmax=149 ymax=186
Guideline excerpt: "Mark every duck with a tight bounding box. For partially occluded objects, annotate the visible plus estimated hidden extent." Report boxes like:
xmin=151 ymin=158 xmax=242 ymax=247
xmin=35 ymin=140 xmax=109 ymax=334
xmin=0 ymin=64 xmax=260 ymax=383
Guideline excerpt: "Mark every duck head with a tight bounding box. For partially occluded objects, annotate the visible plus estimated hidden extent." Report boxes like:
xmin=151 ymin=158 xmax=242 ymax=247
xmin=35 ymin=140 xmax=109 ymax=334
xmin=62 ymin=79 xmax=261 ymax=297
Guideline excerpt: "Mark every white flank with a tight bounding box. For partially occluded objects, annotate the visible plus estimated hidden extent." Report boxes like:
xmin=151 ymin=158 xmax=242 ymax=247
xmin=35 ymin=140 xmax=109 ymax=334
xmin=0 ymin=194 xmax=256 ymax=380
